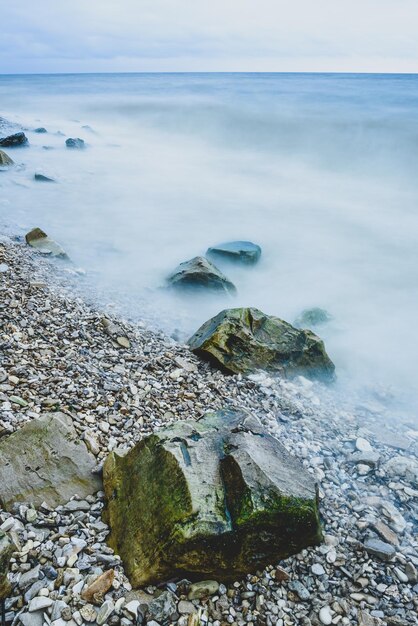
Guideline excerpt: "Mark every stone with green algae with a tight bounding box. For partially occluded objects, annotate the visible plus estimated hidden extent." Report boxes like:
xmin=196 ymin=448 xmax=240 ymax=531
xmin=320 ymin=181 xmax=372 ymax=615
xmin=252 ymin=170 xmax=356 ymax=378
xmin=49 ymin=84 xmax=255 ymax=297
xmin=0 ymin=531 xmax=15 ymax=599
xmin=103 ymin=408 xmax=322 ymax=586
xmin=188 ymin=307 xmax=335 ymax=382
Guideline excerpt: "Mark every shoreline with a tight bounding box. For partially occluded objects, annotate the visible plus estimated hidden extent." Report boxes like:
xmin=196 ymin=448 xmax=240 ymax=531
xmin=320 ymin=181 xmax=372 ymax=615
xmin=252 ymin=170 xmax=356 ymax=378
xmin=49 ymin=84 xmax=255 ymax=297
xmin=1 ymin=237 xmax=418 ymax=625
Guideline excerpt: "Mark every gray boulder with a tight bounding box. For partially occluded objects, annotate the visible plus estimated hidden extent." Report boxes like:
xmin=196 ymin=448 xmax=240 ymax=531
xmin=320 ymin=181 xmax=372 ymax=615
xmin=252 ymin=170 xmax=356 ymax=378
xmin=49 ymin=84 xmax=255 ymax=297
xmin=188 ymin=307 xmax=335 ymax=382
xmin=167 ymin=256 xmax=236 ymax=295
xmin=0 ymin=149 xmax=14 ymax=167
xmin=66 ymin=137 xmax=85 ymax=149
xmin=0 ymin=132 xmax=28 ymax=147
xmin=0 ymin=531 xmax=15 ymax=599
xmin=0 ymin=412 xmax=102 ymax=511
xmin=103 ymin=408 xmax=322 ymax=585
xmin=206 ymin=241 xmax=261 ymax=265
xmin=25 ymin=227 xmax=68 ymax=259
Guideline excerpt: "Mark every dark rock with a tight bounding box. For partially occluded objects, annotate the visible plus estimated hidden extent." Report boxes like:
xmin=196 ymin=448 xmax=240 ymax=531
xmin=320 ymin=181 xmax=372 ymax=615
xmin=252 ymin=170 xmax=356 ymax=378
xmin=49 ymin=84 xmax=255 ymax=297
xmin=0 ymin=531 xmax=15 ymax=599
xmin=25 ymin=227 xmax=67 ymax=258
xmin=34 ymin=128 xmax=47 ymax=133
xmin=147 ymin=591 xmax=177 ymax=623
xmin=103 ymin=407 xmax=322 ymax=586
xmin=364 ymin=538 xmax=396 ymax=561
xmin=294 ymin=307 xmax=332 ymax=328
xmin=34 ymin=173 xmax=55 ymax=183
xmin=0 ymin=132 xmax=29 ymax=148
xmin=0 ymin=149 xmax=14 ymax=167
xmin=0 ymin=412 xmax=102 ymax=511
xmin=206 ymin=241 xmax=261 ymax=265
xmin=167 ymin=256 xmax=236 ymax=295
xmin=65 ymin=137 xmax=85 ymax=149
xmin=188 ymin=307 xmax=335 ymax=381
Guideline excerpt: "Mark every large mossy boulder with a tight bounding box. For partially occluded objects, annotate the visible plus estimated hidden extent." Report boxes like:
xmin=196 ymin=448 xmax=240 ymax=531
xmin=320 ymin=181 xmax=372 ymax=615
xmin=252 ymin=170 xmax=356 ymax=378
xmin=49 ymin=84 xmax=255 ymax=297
xmin=188 ymin=307 xmax=335 ymax=382
xmin=0 ymin=413 xmax=102 ymax=511
xmin=0 ymin=532 xmax=15 ymax=599
xmin=167 ymin=256 xmax=236 ymax=295
xmin=0 ymin=132 xmax=28 ymax=147
xmin=103 ymin=408 xmax=322 ymax=585
xmin=206 ymin=241 xmax=261 ymax=265
xmin=0 ymin=149 xmax=14 ymax=167
xmin=25 ymin=227 xmax=68 ymax=259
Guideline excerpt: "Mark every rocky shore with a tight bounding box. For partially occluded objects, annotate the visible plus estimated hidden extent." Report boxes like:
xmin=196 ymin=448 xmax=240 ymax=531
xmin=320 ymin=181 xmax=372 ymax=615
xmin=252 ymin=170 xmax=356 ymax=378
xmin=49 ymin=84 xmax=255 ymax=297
xmin=1 ymin=237 xmax=418 ymax=626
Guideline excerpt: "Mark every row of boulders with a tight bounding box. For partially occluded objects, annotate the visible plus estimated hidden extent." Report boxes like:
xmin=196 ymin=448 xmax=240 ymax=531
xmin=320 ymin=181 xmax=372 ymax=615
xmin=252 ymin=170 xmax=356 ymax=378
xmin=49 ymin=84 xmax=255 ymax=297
xmin=0 ymin=129 xmax=85 ymax=150
xmin=0 ymin=410 xmax=322 ymax=587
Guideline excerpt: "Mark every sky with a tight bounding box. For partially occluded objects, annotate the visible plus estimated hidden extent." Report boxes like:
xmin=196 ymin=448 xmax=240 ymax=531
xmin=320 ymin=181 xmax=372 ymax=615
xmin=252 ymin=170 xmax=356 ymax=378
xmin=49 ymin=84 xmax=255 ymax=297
xmin=2 ymin=0 xmax=418 ymax=74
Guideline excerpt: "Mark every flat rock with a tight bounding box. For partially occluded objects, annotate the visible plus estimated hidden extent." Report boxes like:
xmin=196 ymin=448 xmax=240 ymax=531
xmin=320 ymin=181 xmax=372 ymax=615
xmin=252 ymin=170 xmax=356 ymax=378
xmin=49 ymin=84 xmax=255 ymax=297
xmin=188 ymin=307 xmax=335 ymax=381
xmin=0 ymin=149 xmax=14 ymax=166
xmin=103 ymin=407 xmax=322 ymax=586
xmin=167 ymin=256 xmax=236 ymax=295
xmin=25 ymin=227 xmax=68 ymax=259
xmin=206 ymin=241 xmax=261 ymax=265
xmin=0 ymin=131 xmax=28 ymax=147
xmin=364 ymin=538 xmax=396 ymax=561
xmin=0 ymin=412 xmax=102 ymax=511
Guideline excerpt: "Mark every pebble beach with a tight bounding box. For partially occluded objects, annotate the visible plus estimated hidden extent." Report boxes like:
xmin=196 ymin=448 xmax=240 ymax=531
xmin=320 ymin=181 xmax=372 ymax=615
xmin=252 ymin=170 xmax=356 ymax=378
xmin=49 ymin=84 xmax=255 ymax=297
xmin=1 ymin=236 xmax=417 ymax=626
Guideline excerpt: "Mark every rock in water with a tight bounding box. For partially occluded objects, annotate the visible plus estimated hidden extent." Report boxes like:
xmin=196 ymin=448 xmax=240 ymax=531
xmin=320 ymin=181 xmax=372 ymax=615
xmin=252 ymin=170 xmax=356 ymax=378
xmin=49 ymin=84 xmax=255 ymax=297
xmin=103 ymin=408 xmax=322 ymax=585
xmin=0 ymin=412 xmax=102 ymax=511
xmin=294 ymin=307 xmax=332 ymax=328
xmin=0 ymin=149 xmax=14 ymax=166
xmin=66 ymin=137 xmax=85 ymax=149
xmin=34 ymin=173 xmax=55 ymax=182
xmin=25 ymin=227 xmax=68 ymax=258
xmin=0 ymin=131 xmax=29 ymax=147
xmin=34 ymin=127 xmax=47 ymax=133
xmin=206 ymin=241 xmax=261 ymax=265
xmin=188 ymin=307 xmax=335 ymax=381
xmin=0 ymin=531 xmax=15 ymax=599
xmin=167 ymin=256 xmax=236 ymax=295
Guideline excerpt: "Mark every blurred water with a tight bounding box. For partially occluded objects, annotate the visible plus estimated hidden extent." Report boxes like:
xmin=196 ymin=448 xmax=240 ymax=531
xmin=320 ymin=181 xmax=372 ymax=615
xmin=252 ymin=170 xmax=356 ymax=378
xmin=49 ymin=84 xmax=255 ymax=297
xmin=0 ymin=73 xmax=417 ymax=417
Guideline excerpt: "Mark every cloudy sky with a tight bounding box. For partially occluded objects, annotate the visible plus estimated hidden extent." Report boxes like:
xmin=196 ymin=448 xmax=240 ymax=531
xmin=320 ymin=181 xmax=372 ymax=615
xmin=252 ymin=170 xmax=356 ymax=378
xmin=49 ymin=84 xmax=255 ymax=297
xmin=2 ymin=0 xmax=418 ymax=73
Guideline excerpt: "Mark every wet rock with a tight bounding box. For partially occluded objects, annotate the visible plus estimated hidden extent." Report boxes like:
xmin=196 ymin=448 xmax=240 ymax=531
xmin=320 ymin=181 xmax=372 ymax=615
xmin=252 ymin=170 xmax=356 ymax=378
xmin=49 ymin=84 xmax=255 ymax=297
xmin=188 ymin=307 xmax=335 ymax=381
xmin=0 ymin=131 xmax=28 ymax=147
xmin=34 ymin=173 xmax=55 ymax=182
xmin=206 ymin=241 xmax=261 ymax=265
xmin=364 ymin=538 xmax=396 ymax=561
xmin=0 ymin=531 xmax=15 ymax=599
xmin=0 ymin=412 xmax=102 ymax=510
xmin=34 ymin=128 xmax=47 ymax=133
xmin=0 ymin=149 xmax=14 ymax=166
xmin=103 ymin=408 xmax=322 ymax=586
xmin=188 ymin=581 xmax=219 ymax=600
xmin=294 ymin=308 xmax=332 ymax=328
xmin=81 ymin=569 xmax=115 ymax=605
xmin=25 ymin=227 xmax=68 ymax=259
xmin=167 ymin=256 xmax=236 ymax=295
xmin=66 ymin=138 xmax=85 ymax=149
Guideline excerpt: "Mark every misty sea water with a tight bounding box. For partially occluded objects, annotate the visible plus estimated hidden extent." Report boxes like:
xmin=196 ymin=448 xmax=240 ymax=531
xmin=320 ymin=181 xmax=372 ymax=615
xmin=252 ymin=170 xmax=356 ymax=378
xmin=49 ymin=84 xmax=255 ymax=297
xmin=0 ymin=72 xmax=417 ymax=420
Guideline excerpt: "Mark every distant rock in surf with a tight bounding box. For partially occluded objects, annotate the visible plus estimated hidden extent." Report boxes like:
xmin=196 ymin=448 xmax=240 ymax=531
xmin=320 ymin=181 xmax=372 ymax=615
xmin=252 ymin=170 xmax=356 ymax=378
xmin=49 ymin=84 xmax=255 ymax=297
xmin=34 ymin=127 xmax=47 ymax=133
xmin=25 ymin=227 xmax=68 ymax=259
xmin=294 ymin=307 xmax=332 ymax=329
xmin=34 ymin=173 xmax=55 ymax=183
xmin=207 ymin=240 xmax=261 ymax=265
xmin=0 ymin=149 xmax=14 ymax=167
xmin=0 ymin=132 xmax=29 ymax=148
xmin=167 ymin=256 xmax=236 ymax=295
xmin=66 ymin=137 xmax=85 ymax=149
xmin=188 ymin=307 xmax=335 ymax=381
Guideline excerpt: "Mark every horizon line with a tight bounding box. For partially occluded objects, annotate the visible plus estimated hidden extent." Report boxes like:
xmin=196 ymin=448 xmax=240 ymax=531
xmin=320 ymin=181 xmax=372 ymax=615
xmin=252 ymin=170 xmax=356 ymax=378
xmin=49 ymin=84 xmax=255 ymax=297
xmin=1 ymin=70 xmax=418 ymax=77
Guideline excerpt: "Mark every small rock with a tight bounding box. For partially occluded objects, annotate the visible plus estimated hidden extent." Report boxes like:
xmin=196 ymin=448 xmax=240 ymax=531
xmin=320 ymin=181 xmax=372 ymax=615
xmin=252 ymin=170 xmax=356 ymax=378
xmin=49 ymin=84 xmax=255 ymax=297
xmin=311 ymin=563 xmax=325 ymax=576
xmin=29 ymin=596 xmax=53 ymax=612
xmin=66 ymin=138 xmax=85 ymax=149
xmin=79 ymin=604 xmax=97 ymax=623
xmin=288 ymin=581 xmax=310 ymax=601
xmin=364 ymin=538 xmax=396 ymax=561
xmin=319 ymin=606 xmax=332 ymax=625
xmin=188 ymin=580 xmax=219 ymax=600
xmin=0 ymin=131 xmax=28 ymax=147
xmin=96 ymin=600 xmax=114 ymax=625
xmin=81 ymin=569 xmax=115 ymax=605
xmin=0 ymin=149 xmax=14 ymax=166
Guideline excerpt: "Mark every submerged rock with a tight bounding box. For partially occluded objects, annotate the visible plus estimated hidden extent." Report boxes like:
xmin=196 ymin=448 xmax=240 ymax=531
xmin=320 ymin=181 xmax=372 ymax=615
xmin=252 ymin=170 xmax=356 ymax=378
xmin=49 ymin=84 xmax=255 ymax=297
xmin=294 ymin=307 xmax=332 ymax=328
xmin=25 ymin=227 xmax=68 ymax=258
xmin=206 ymin=241 xmax=261 ymax=265
xmin=188 ymin=307 xmax=335 ymax=381
xmin=0 ymin=531 xmax=15 ymax=599
xmin=0 ymin=412 xmax=102 ymax=510
xmin=66 ymin=137 xmax=85 ymax=149
xmin=103 ymin=407 xmax=322 ymax=585
xmin=34 ymin=173 xmax=55 ymax=182
xmin=34 ymin=127 xmax=47 ymax=133
xmin=0 ymin=131 xmax=29 ymax=147
xmin=0 ymin=149 xmax=14 ymax=166
xmin=167 ymin=256 xmax=236 ymax=295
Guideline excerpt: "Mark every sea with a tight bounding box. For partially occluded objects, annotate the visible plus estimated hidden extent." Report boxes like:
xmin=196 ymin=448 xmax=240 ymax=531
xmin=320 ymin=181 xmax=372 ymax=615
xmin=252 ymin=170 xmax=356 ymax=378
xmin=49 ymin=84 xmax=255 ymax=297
xmin=1 ymin=72 xmax=417 ymax=422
